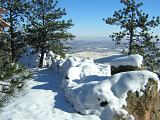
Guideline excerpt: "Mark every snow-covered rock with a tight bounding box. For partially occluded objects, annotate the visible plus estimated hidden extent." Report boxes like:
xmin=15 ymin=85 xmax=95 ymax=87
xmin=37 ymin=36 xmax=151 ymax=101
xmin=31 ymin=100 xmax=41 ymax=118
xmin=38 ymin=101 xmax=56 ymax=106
xmin=59 ymin=57 xmax=82 ymax=75
xmin=52 ymin=54 xmax=159 ymax=119
xmin=59 ymin=57 xmax=111 ymax=88
xmin=110 ymin=54 xmax=143 ymax=74
xmin=63 ymin=69 xmax=159 ymax=119
xmin=111 ymin=54 xmax=143 ymax=67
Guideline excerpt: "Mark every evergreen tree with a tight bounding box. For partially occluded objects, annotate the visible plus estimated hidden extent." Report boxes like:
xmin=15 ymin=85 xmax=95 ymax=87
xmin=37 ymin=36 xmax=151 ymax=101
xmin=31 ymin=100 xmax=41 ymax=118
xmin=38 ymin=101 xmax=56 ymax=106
xmin=0 ymin=7 xmax=10 ymax=68
xmin=26 ymin=0 xmax=75 ymax=68
xmin=0 ymin=8 xmax=12 ymax=80
xmin=0 ymin=0 xmax=29 ymax=62
xmin=104 ymin=0 xmax=160 ymax=71
xmin=0 ymin=8 xmax=9 ymax=62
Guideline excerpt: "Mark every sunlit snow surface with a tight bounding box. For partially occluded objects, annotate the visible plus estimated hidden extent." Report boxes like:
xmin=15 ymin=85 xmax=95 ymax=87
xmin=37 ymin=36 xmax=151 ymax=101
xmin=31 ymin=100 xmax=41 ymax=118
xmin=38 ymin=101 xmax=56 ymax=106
xmin=0 ymin=68 xmax=100 ymax=120
xmin=1 ymin=48 xmax=159 ymax=120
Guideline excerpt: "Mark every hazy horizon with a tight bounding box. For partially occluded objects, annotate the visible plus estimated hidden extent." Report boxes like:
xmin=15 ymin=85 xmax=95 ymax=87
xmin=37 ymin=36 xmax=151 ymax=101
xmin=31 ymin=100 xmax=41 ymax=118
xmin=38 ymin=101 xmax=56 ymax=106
xmin=68 ymin=38 xmax=123 ymax=54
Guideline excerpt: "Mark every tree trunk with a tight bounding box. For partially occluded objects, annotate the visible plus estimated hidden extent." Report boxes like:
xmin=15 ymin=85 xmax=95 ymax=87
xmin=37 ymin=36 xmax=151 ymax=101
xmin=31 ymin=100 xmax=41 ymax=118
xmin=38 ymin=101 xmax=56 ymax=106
xmin=9 ymin=8 xmax=15 ymax=62
xmin=39 ymin=49 xmax=45 ymax=68
xmin=128 ymin=11 xmax=134 ymax=55
xmin=128 ymin=29 xmax=133 ymax=55
xmin=10 ymin=38 xmax=15 ymax=62
xmin=39 ymin=1 xmax=45 ymax=68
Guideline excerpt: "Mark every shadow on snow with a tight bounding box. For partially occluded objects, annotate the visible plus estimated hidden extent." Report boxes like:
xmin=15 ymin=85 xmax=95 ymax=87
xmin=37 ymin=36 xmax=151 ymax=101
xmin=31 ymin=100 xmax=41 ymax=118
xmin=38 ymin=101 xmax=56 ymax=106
xmin=32 ymin=68 xmax=75 ymax=113
xmin=94 ymin=54 xmax=124 ymax=64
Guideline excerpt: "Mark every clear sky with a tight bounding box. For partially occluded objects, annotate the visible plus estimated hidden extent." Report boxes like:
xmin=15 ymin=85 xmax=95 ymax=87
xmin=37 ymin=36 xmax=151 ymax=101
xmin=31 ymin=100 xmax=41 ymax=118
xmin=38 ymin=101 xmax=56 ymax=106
xmin=59 ymin=0 xmax=160 ymax=40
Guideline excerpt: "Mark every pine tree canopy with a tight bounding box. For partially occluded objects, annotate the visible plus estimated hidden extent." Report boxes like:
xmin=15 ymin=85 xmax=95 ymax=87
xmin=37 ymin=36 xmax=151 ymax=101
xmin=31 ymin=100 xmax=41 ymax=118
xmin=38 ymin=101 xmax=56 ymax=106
xmin=104 ymin=0 xmax=160 ymax=71
xmin=25 ymin=0 xmax=75 ymax=67
xmin=0 ymin=0 xmax=29 ymax=62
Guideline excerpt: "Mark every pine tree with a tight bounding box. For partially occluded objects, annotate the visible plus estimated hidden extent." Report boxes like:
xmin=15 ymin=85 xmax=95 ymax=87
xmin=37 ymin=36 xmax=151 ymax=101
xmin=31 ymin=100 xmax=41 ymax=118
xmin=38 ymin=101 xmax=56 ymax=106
xmin=0 ymin=7 xmax=10 ymax=69
xmin=0 ymin=7 xmax=13 ymax=80
xmin=25 ymin=0 xmax=75 ymax=68
xmin=104 ymin=0 xmax=160 ymax=71
xmin=0 ymin=0 xmax=29 ymax=62
xmin=0 ymin=9 xmax=10 ymax=64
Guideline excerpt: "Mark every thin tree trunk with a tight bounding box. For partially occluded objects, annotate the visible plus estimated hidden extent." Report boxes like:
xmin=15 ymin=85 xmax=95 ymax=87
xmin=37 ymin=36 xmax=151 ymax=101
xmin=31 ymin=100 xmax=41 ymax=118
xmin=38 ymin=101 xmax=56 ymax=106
xmin=9 ymin=8 xmax=15 ymax=62
xmin=39 ymin=49 xmax=45 ymax=68
xmin=128 ymin=29 xmax=133 ymax=55
xmin=39 ymin=0 xmax=45 ymax=68
xmin=10 ymin=37 xmax=15 ymax=62
xmin=128 ymin=11 xmax=134 ymax=55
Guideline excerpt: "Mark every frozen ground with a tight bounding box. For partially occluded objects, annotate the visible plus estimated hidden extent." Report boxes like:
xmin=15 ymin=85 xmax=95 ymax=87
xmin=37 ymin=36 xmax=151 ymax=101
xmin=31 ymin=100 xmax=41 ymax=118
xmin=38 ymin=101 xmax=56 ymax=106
xmin=0 ymin=68 xmax=100 ymax=120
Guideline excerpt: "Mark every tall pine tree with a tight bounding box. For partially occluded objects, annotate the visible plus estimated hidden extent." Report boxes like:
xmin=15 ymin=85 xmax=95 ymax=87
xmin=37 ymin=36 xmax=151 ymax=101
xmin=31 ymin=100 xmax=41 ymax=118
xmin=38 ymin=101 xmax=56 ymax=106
xmin=26 ymin=0 xmax=75 ymax=68
xmin=104 ymin=0 xmax=160 ymax=71
xmin=1 ymin=0 xmax=29 ymax=62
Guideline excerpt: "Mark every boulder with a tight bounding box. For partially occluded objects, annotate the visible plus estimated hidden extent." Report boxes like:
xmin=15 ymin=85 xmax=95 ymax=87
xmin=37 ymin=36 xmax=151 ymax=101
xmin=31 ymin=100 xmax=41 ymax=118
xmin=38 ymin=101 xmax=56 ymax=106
xmin=110 ymin=54 xmax=143 ymax=75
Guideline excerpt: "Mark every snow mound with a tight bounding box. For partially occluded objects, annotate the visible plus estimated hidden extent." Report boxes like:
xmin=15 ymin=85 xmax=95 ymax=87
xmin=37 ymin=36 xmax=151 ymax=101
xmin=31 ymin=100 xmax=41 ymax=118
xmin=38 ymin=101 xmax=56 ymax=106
xmin=111 ymin=54 xmax=143 ymax=67
xmin=111 ymin=71 xmax=160 ymax=97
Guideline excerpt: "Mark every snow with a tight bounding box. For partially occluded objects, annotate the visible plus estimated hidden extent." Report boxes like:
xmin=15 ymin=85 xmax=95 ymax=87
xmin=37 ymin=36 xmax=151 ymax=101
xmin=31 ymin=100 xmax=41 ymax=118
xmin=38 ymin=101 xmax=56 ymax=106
xmin=2 ymin=52 xmax=160 ymax=120
xmin=111 ymin=71 xmax=160 ymax=97
xmin=53 ymin=55 xmax=159 ymax=120
xmin=62 ymin=71 xmax=159 ymax=120
xmin=25 ymin=45 xmax=35 ymax=55
xmin=110 ymin=54 xmax=143 ymax=67
xmin=69 ymin=51 xmax=120 ymax=60
xmin=19 ymin=52 xmax=40 ymax=68
xmin=62 ymin=70 xmax=159 ymax=119
xmin=19 ymin=51 xmax=55 ymax=68
xmin=0 ymin=68 xmax=100 ymax=120
xmin=58 ymin=57 xmax=111 ymax=88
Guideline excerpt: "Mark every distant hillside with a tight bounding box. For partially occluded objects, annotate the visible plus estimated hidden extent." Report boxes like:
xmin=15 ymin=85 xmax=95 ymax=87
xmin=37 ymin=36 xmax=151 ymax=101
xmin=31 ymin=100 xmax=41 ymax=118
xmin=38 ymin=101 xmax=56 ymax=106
xmin=68 ymin=39 xmax=122 ymax=53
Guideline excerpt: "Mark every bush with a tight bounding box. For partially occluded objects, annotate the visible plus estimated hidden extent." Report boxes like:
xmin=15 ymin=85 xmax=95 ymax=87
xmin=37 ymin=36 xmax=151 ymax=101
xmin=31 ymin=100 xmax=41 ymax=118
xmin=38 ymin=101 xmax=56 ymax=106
xmin=0 ymin=52 xmax=31 ymax=108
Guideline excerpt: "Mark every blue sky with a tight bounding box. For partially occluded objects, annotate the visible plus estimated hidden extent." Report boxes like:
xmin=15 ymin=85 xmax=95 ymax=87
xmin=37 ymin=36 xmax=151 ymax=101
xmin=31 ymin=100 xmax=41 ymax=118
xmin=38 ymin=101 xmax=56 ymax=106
xmin=59 ymin=0 xmax=160 ymax=40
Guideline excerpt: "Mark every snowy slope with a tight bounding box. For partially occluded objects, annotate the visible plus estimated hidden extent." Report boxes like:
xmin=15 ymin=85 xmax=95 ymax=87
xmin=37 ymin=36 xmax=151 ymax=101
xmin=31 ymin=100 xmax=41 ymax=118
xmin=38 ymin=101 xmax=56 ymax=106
xmin=0 ymin=68 xmax=100 ymax=120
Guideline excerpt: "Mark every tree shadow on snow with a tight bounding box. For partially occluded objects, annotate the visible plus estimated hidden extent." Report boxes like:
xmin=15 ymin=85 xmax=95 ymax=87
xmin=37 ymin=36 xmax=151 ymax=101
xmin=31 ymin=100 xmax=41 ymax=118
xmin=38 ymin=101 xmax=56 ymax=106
xmin=94 ymin=54 xmax=124 ymax=64
xmin=32 ymin=68 xmax=75 ymax=113
xmin=74 ymin=75 xmax=110 ymax=84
